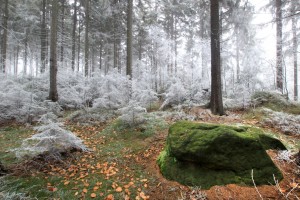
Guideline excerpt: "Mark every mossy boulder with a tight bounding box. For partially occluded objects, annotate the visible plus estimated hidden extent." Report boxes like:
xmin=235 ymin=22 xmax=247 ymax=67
xmin=157 ymin=121 xmax=286 ymax=189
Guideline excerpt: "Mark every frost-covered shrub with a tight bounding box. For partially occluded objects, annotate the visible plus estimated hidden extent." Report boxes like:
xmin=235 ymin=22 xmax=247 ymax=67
xmin=92 ymin=71 xmax=130 ymax=109
xmin=57 ymin=71 xmax=86 ymax=109
xmin=261 ymin=108 xmax=300 ymax=134
xmin=15 ymin=114 xmax=88 ymax=159
xmin=276 ymin=150 xmax=294 ymax=163
xmin=160 ymin=78 xmax=188 ymax=110
xmin=118 ymin=100 xmax=147 ymax=127
xmin=0 ymin=76 xmax=44 ymax=123
xmin=66 ymin=107 xmax=117 ymax=124
xmin=132 ymin=79 xmax=158 ymax=108
xmin=251 ymin=91 xmax=289 ymax=109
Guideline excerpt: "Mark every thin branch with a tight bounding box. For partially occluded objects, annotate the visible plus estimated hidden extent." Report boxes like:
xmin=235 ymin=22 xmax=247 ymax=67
xmin=251 ymin=169 xmax=264 ymax=200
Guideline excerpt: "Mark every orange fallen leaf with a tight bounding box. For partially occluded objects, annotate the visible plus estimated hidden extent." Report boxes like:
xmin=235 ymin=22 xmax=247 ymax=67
xmin=91 ymin=193 xmax=97 ymax=198
xmin=64 ymin=181 xmax=70 ymax=185
xmin=115 ymin=187 xmax=122 ymax=192
xmin=93 ymin=186 xmax=99 ymax=191
xmin=83 ymin=188 xmax=88 ymax=193
xmin=47 ymin=186 xmax=58 ymax=192
xmin=105 ymin=194 xmax=114 ymax=200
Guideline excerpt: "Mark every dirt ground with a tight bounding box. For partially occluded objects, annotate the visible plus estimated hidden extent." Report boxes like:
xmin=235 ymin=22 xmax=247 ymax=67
xmin=137 ymin=108 xmax=300 ymax=200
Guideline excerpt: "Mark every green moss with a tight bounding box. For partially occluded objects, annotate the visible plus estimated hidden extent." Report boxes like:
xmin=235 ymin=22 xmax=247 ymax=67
xmin=158 ymin=121 xmax=285 ymax=189
xmin=251 ymin=91 xmax=300 ymax=114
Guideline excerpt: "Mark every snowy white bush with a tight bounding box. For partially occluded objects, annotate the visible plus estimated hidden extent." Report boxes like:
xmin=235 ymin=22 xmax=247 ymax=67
xmin=118 ymin=100 xmax=147 ymax=127
xmin=160 ymin=78 xmax=188 ymax=110
xmin=261 ymin=108 xmax=300 ymax=134
xmin=251 ymin=91 xmax=289 ymax=108
xmin=92 ymin=70 xmax=131 ymax=109
xmin=57 ymin=70 xmax=86 ymax=109
xmin=66 ymin=107 xmax=117 ymax=124
xmin=0 ymin=75 xmax=45 ymax=123
xmin=132 ymin=79 xmax=158 ymax=108
xmin=15 ymin=114 xmax=88 ymax=159
xmin=276 ymin=150 xmax=294 ymax=163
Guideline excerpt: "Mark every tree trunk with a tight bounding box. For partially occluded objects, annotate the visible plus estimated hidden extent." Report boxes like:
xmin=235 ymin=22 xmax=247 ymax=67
xmin=210 ymin=0 xmax=224 ymax=115
xmin=49 ymin=0 xmax=59 ymax=102
xmin=24 ymin=29 xmax=28 ymax=75
xmin=235 ymin=26 xmax=240 ymax=83
xmin=84 ymin=0 xmax=90 ymax=77
xmin=126 ymin=0 xmax=133 ymax=79
xmin=71 ymin=0 xmax=77 ymax=71
xmin=0 ymin=0 xmax=8 ymax=73
xmin=41 ymin=0 xmax=47 ymax=73
xmin=112 ymin=0 xmax=118 ymax=70
xmin=14 ymin=45 xmax=19 ymax=75
xmin=60 ymin=0 xmax=65 ymax=67
xmin=276 ymin=0 xmax=283 ymax=92
xmin=292 ymin=2 xmax=298 ymax=101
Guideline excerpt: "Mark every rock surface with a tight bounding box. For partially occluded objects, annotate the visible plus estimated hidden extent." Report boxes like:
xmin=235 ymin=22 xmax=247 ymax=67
xmin=157 ymin=121 xmax=286 ymax=189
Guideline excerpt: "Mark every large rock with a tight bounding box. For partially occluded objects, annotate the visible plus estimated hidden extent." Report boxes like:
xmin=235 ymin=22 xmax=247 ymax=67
xmin=157 ymin=121 xmax=286 ymax=189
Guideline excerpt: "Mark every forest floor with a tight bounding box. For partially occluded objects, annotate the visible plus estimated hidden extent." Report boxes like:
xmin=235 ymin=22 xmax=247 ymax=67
xmin=0 ymin=107 xmax=300 ymax=200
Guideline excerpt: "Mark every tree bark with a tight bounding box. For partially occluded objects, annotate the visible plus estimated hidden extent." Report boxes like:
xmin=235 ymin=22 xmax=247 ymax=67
xmin=292 ymin=2 xmax=298 ymax=101
xmin=49 ymin=0 xmax=59 ymax=102
xmin=24 ymin=29 xmax=28 ymax=75
xmin=126 ymin=0 xmax=133 ymax=79
xmin=276 ymin=0 xmax=283 ymax=92
xmin=210 ymin=0 xmax=224 ymax=115
xmin=60 ymin=0 xmax=65 ymax=67
xmin=71 ymin=0 xmax=77 ymax=71
xmin=0 ymin=0 xmax=8 ymax=73
xmin=40 ymin=0 xmax=47 ymax=74
xmin=84 ymin=0 xmax=90 ymax=77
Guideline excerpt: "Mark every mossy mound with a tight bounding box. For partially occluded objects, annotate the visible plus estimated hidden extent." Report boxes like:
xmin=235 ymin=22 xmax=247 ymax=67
xmin=157 ymin=121 xmax=286 ymax=189
xmin=251 ymin=91 xmax=300 ymax=114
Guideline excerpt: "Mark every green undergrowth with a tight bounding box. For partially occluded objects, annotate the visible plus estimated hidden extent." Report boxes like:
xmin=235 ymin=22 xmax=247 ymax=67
xmin=158 ymin=121 xmax=285 ymax=189
xmin=0 ymin=113 xmax=168 ymax=199
xmin=0 ymin=125 xmax=33 ymax=165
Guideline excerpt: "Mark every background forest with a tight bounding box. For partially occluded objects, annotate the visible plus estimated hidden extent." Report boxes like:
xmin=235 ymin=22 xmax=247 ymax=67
xmin=0 ymin=1 xmax=300 ymax=199
xmin=0 ymin=0 xmax=299 ymax=121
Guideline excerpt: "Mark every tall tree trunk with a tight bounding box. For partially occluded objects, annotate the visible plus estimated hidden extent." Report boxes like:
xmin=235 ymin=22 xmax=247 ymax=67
xmin=60 ymin=0 xmax=65 ymax=67
xmin=71 ymin=0 xmax=77 ymax=71
xmin=292 ymin=2 xmax=298 ymax=101
xmin=41 ymin=0 xmax=47 ymax=73
xmin=14 ymin=45 xmax=19 ymax=75
xmin=99 ymin=41 xmax=102 ymax=71
xmin=77 ymin=20 xmax=81 ymax=72
xmin=126 ymin=0 xmax=133 ymax=79
xmin=49 ymin=0 xmax=59 ymax=102
xmin=24 ymin=29 xmax=28 ymax=75
xmin=84 ymin=0 xmax=90 ymax=77
xmin=210 ymin=0 xmax=224 ymax=115
xmin=276 ymin=0 xmax=283 ymax=92
xmin=112 ymin=0 xmax=118 ymax=70
xmin=235 ymin=26 xmax=240 ymax=83
xmin=0 ymin=0 xmax=8 ymax=73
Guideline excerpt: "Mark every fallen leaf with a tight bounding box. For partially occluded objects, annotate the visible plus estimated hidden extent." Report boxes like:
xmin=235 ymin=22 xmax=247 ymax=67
xmin=105 ymin=194 xmax=114 ymax=200
xmin=83 ymin=188 xmax=88 ymax=193
xmin=93 ymin=186 xmax=99 ymax=191
xmin=115 ymin=186 xmax=122 ymax=192
xmin=64 ymin=181 xmax=70 ymax=185
xmin=91 ymin=193 xmax=97 ymax=198
xmin=48 ymin=186 xmax=58 ymax=192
